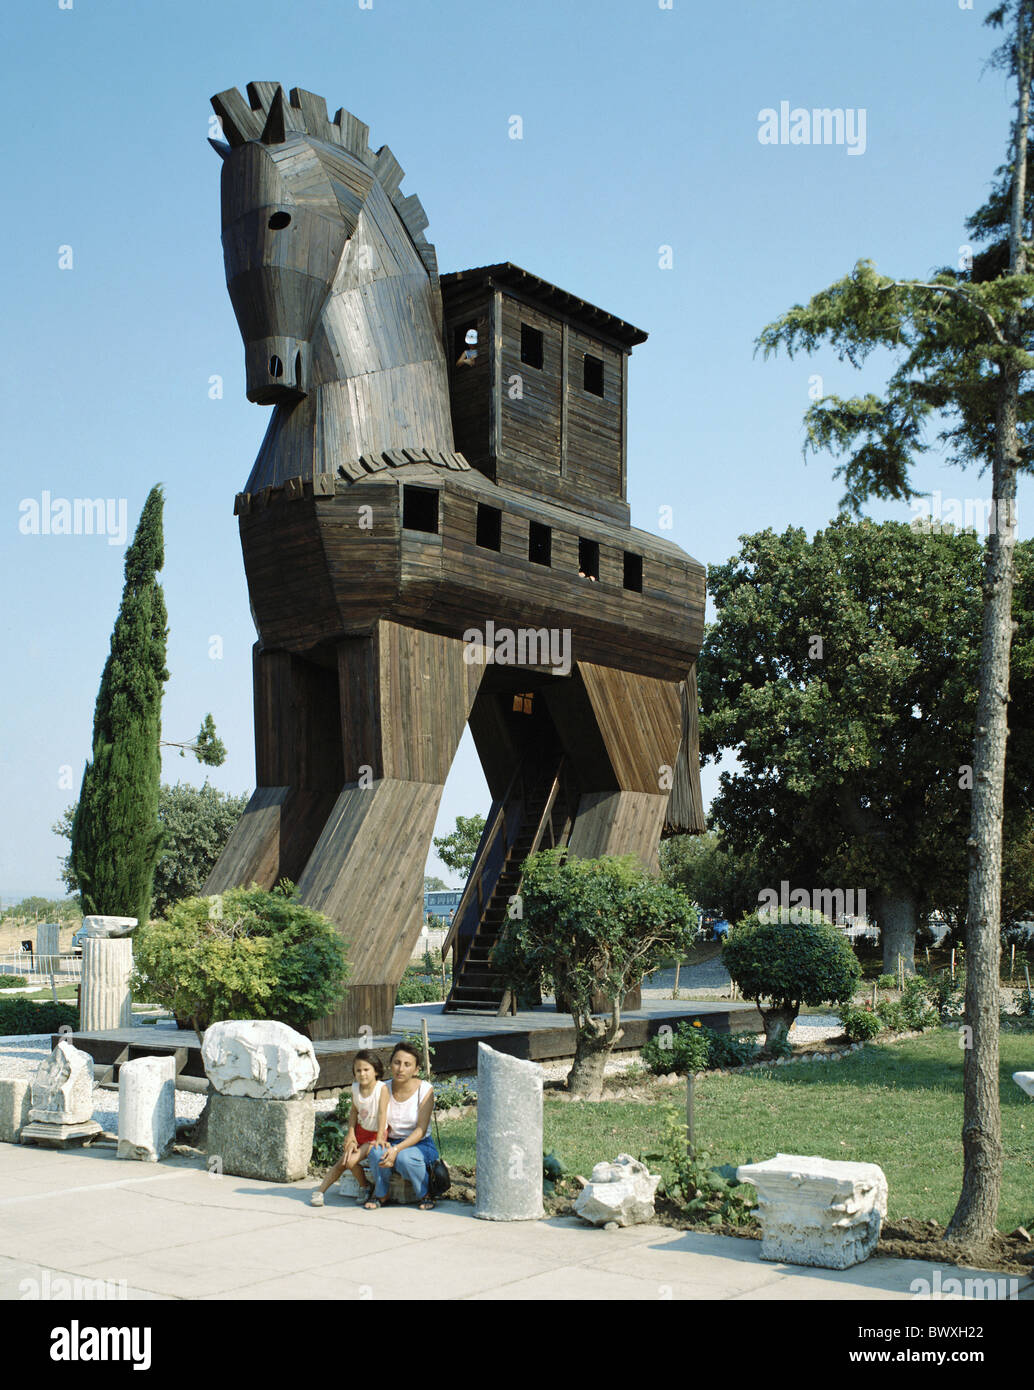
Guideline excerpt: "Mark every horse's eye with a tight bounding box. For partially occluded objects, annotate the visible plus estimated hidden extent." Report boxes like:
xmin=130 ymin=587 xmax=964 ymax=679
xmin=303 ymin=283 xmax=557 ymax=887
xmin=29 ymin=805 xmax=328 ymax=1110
xmin=268 ymin=212 xmax=291 ymax=230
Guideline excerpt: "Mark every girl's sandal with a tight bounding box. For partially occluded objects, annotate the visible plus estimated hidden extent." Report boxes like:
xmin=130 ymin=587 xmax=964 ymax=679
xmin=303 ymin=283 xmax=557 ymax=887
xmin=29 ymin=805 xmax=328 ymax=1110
xmin=363 ymin=1197 xmax=383 ymax=1210
xmin=418 ymin=1198 xmax=436 ymax=1211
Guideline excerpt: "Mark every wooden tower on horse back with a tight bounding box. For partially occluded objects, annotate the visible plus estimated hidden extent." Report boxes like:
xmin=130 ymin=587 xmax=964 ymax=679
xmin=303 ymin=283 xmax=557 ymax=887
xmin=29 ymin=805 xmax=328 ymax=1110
xmin=204 ymin=83 xmax=706 ymax=1038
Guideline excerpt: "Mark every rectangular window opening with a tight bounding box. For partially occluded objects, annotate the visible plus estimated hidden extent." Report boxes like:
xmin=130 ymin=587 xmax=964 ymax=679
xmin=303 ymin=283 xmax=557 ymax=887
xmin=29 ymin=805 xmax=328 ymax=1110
xmin=583 ymin=353 xmax=604 ymax=397
xmin=476 ymin=503 xmax=502 ymax=551
xmin=520 ymin=323 xmax=544 ymax=370
xmin=528 ymin=521 xmax=552 ymax=567
xmin=623 ymin=552 xmax=643 ymax=592
xmin=512 ymin=692 xmax=534 ymax=714
xmin=402 ymin=485 xmax=439 ymax=534
xmin=578 ymin=538 xmax=600 ymax=581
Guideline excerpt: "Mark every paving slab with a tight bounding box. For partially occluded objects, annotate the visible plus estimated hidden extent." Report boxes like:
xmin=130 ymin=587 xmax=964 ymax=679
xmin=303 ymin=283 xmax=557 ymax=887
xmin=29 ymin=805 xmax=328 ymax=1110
xmin=2 ymin=1141 xmax=1030 ymax=1302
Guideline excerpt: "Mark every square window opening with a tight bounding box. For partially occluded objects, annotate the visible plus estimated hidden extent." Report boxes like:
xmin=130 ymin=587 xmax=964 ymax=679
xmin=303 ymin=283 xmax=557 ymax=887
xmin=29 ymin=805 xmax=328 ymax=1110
xmin=578 ymin=538 xmax=600 ymax=581
xmin=583 ymin=353 xmax=604 ymax=397
xmin=521 ymin=324 xmax=544 ymax=370
xmin=623 ymin=552 xmax=643 ymax=592
xmin=476 ymin=504 xmax=502 ymax=551
xmin=512 ymin=692 xmax=534 ymax=714
xmin=402 ymin=485 xmax=439 ymax=534
xmin=529 ymin=521 xmax=552 ymax=567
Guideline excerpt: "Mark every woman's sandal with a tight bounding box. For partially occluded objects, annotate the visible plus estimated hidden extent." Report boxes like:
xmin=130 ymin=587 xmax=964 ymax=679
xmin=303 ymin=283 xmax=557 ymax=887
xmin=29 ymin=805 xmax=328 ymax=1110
xmin=363 ymin=1197 xmax=383 ymax=1210
xmin=418 ymin=1198 xmax=436 ymax=1211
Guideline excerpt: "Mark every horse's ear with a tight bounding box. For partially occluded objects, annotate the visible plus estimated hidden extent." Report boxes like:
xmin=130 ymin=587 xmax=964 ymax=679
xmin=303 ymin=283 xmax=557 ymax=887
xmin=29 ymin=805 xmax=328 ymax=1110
xmin=208 ymin=139 xmax=232 ymax=162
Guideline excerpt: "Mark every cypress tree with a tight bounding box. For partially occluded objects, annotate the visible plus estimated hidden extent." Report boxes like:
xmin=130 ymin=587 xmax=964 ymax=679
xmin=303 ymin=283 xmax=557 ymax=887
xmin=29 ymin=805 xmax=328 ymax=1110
xmin=70 ymin=486 xmax=169 ymax=926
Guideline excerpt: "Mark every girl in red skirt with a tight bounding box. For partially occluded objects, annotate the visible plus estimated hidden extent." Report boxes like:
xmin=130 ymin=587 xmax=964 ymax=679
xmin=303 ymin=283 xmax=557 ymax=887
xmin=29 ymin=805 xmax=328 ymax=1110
xmin=310 ymin=1050 xmax=388 ymax=1206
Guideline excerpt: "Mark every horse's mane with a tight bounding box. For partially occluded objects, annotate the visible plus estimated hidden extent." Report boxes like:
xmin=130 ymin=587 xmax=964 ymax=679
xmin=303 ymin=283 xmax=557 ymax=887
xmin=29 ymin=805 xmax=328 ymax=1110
xmin=211 ymin=83 xmax=438 ymax=285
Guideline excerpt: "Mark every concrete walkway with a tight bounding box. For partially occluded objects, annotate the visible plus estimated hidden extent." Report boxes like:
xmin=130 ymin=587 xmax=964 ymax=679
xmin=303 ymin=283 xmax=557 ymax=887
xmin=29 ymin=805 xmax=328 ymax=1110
xmin=2 ymin=1144 xmax=1030 ymax=1301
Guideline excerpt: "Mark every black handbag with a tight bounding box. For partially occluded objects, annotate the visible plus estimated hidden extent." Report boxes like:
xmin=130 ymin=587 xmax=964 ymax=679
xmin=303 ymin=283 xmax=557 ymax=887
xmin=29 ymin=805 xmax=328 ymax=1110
xmin=428 ymin=1103 xmax=451 ymax=1198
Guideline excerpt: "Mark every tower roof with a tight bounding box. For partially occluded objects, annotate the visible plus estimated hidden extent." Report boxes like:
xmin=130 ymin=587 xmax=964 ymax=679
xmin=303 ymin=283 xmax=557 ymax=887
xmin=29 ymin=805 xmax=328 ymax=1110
xmin=441 ymin=262 xmax=648 ymax=349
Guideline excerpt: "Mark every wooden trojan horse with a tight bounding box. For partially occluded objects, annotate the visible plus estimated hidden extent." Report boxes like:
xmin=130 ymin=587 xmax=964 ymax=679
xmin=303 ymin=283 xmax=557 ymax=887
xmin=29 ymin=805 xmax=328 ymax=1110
xmin=203 ymin=84 xmax=706 ymax=1038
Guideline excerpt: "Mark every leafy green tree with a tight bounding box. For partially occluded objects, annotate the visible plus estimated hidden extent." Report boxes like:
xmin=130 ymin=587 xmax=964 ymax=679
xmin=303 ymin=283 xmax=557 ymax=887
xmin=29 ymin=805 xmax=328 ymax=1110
xmin=161 ymin=713 xmax=227 ymax=767
xmin=55 ymin=782 xmax=250 ymax=918
xmin=700 ymin=520 xmax=1034 ymax=974
xmin=3 ymin=897 xmax=80 ymax=923
xmin=70 ymin=487 xmax=169 ymax=927
xmin=130 ymin=883 xmax=348 ymax=1038
xmin=722 ymin=909 xmax=861 ymax=1052
xmin=433 ymin=814 xmax=486 ymax=877
xmin=754 ymin=0 xmax=1034 ymax=1242
xmin=423 ymin=875 xmax=448 ymax=892
xmin=659 ymin=830 xmax=769 ymax=925
xmin=491 ymin=849 xmax=697 ymax=1099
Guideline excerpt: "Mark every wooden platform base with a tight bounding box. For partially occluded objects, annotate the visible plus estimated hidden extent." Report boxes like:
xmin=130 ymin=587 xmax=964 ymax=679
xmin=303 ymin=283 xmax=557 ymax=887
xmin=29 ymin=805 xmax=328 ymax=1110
xmin=61 ymin=997 xmax=762 ymax=1094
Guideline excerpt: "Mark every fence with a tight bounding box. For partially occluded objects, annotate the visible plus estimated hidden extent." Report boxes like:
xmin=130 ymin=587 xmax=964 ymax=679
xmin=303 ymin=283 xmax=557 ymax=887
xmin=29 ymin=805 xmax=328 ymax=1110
xmin=0 ymin=951 xmax=81 ymax=985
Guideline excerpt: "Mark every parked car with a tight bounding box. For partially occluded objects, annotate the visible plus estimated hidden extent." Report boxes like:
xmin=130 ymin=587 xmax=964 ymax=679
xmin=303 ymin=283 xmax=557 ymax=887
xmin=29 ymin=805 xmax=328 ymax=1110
xmin=71 ymin=927 xmax=87 ymax=958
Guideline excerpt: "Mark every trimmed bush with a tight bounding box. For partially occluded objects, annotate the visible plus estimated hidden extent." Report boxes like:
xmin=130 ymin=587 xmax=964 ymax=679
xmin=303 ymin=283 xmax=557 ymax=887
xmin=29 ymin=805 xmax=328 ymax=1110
xmin=0 ymin=999 xmax=79 ymax=1035
xmin=131 ymin=882 xmax=347 ymax=1035
xmin=0 ymin=976 xmax=28 ymax=990
xmin=642 ymin=1020 xmax=710 ymax=1074
xmin=722 ymin=908 xmax=861 ymax=1051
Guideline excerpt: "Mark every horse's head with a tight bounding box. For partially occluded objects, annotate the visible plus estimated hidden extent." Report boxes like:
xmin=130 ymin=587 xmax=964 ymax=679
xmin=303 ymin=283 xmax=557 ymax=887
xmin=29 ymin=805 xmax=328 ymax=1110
xmin=210 ymin=84 xmax=439 ymax=407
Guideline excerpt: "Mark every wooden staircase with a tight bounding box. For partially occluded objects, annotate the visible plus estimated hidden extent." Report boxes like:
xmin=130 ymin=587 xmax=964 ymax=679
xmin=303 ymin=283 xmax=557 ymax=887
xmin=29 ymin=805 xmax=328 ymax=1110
xmin=443 ymin=756 xmax=574 ymax=1015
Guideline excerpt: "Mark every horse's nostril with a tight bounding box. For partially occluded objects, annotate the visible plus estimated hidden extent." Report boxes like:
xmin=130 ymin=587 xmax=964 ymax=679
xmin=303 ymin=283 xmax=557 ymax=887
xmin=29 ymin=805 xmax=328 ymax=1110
xmin=269 ymin=355 xmax=284 ymax=378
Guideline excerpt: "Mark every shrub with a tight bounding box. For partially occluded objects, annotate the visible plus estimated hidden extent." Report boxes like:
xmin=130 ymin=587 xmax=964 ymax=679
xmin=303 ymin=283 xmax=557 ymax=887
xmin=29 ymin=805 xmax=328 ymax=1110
xmin=900 ymin=976 xmax=939 ymax=1031
xmin=642 ymin=1020 xmax=710 ymax=1075
xmin=927 ymin=965 xmax=966 ymax=1021
xmin=838 ymin=1003 xmax=884 ymax=1042
xmin=0 ymin=976 xmax=28 ymax=990
xmin=433 ymin=1079 xmax=476 ymax=1108
xmin=875 ymin=999 xmax=907 ymax=1032
xmin=0 ymin=999 xmax=79 ymax=1035
xmin=877 ymin=973 xmax=897 ymax=992
xmin=708 ymin=1030 xmax=762 ymax=1068
xmin=395 ymin=975 xmax=446 ymax=1004
xmin=645 ymin=1106 xmax=757 ymax=1227
xmin=1018 ymin=984 xmax=1034 ymax=1020
xmin=722 ymin=909 xmax=862 ymax=1050
xmin=641 ymin=1022 xmax=760 ymax=1075
xmin=131 ymin=883 xmax=347 ymax=1036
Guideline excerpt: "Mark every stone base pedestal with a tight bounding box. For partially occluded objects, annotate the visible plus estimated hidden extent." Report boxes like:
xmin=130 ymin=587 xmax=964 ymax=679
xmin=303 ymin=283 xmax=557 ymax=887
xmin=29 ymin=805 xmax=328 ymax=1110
xmin=338 ymin=1169 xmax=420 ymax=1204
xmin=206 ymin=1092 xmax=314 ymax=1182
xmin=737 ymin=1153 xmax=888 ymax=1270
xmin=81 ymin=936 xmax=134 ymax=1031
xmin=0 ymin=1079 xmax=33 ymax=1143
xmin=21 ymin=1120 xmax=103 ymax=1148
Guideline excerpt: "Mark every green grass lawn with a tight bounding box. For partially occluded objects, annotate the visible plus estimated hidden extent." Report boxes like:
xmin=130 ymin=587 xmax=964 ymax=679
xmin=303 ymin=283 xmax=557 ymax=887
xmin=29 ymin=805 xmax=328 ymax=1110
xmin=435 ymin=1029 xmax=1034 ymax=1232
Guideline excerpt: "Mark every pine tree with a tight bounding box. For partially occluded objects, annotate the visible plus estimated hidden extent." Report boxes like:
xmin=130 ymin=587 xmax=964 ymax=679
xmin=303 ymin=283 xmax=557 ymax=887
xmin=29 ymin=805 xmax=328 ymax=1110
xmin=70 ymin=486 xmax=169 ymax=926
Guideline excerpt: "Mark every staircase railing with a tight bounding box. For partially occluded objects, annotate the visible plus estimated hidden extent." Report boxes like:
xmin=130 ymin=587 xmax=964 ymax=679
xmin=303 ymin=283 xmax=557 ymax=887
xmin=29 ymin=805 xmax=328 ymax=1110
xmin=442 ymin=760 xmax=528 ymax=979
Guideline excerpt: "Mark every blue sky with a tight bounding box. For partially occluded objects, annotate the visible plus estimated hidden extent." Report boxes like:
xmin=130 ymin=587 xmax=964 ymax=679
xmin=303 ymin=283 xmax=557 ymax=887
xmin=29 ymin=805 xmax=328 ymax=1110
xmin=1 ymin=0 xmax=1027 ymax=899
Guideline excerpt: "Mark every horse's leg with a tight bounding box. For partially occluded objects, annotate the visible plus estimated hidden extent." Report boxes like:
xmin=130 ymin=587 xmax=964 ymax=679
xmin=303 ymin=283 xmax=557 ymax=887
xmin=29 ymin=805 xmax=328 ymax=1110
xmin=552 ymin=661 xmax=687 ymax=1010
xmin=296 ymin=621 xmax=482 ymax=1039
xmin=203 ymin=644 xmax=342 ymax=894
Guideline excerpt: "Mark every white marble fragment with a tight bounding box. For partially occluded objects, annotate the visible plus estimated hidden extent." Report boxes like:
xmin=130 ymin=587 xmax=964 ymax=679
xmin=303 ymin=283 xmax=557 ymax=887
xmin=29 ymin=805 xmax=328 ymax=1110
xmin=117 ymin=1054 xmax=176 ymax=1162
xmin=201 ymin=1020 xmax=318 ymax=1100
xmin=737 ymin=1153 xmax=887 ymax=1269
xmin=574 ymin=1154 xmax=660 ymax=1228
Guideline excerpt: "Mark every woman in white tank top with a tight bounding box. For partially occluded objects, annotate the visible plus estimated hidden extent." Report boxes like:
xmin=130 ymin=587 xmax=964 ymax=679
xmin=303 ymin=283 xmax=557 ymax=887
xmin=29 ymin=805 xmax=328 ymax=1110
xmin=364 ymin=1042 xmax=440 ymax=1210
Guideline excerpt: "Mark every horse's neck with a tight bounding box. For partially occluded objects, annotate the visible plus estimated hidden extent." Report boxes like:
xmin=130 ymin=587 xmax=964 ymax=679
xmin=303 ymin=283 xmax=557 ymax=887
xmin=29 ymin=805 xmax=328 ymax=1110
xmin=244 ymin=266 xmax=455 ymax=492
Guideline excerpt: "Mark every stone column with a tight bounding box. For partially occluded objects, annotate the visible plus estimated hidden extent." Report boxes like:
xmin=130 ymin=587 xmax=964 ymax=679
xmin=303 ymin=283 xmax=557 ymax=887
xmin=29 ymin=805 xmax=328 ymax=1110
xmin=475 ymin=1042 xmax=543 ymax=1221
xmin=36 ymin=922 xmax=60 ymax=975
xmin=118 ymin=1055 xmax=176 ymax=1162
xmin=81 ymin=937 xmax=134 ymax=1031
